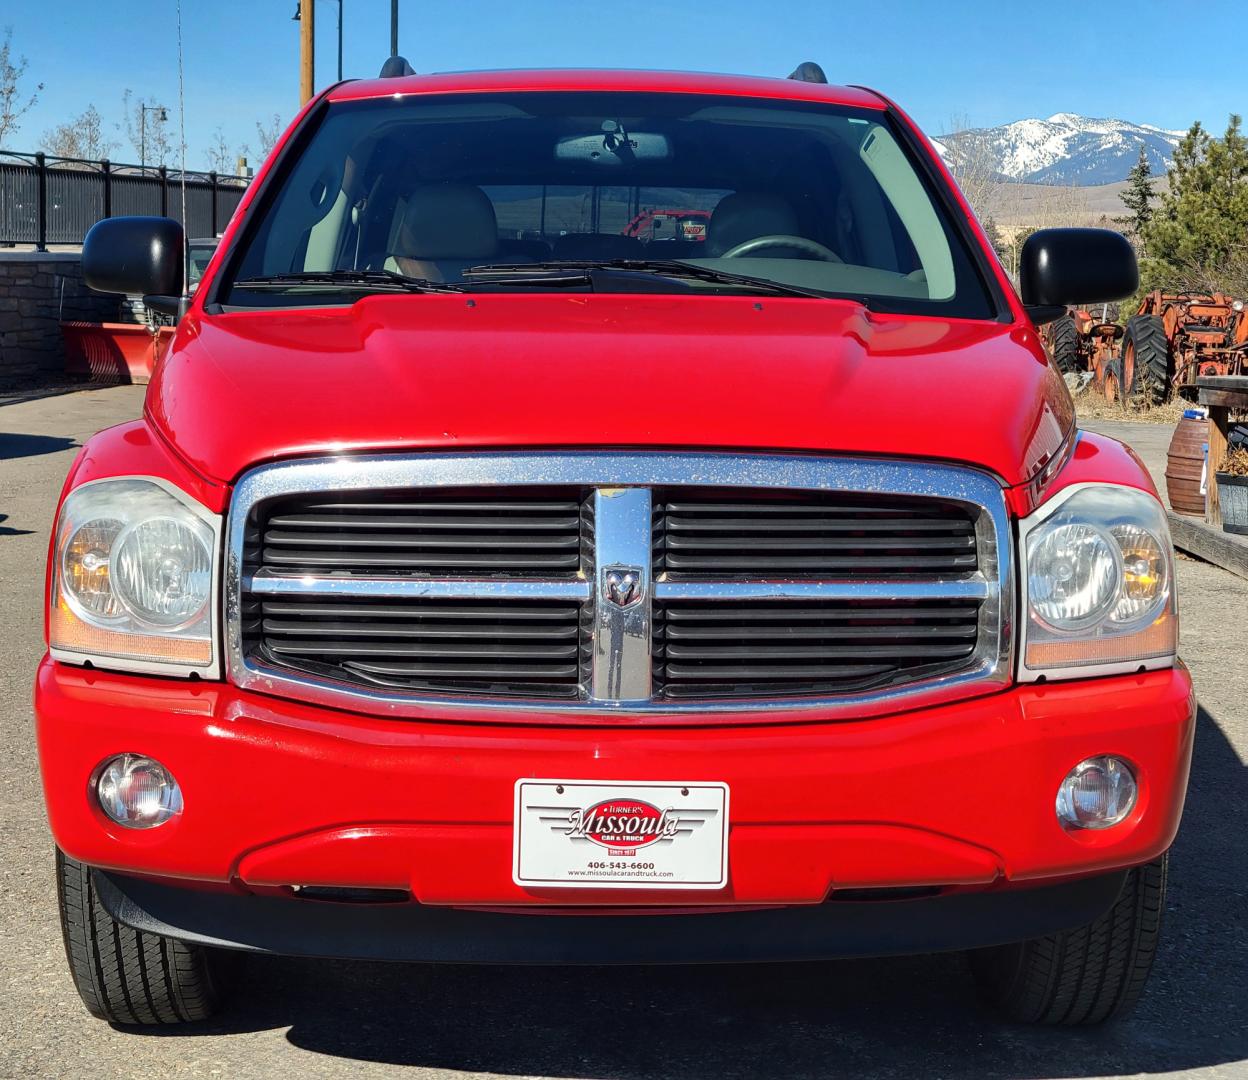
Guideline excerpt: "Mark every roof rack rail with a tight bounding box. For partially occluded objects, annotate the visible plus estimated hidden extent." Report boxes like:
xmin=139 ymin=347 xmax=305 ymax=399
xmin=787 ymin=61 xmax=827 ymax=84
xmin=379 ymin=55 xmax=415 ymax=78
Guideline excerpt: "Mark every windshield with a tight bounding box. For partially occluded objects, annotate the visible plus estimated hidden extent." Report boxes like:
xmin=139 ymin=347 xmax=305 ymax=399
xmin=220 ymin=91 xmax=995 ymax=317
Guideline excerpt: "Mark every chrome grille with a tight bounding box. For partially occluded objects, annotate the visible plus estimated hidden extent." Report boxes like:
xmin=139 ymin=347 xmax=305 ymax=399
xmin=226 ymin=452 xmax=1011 ymax=720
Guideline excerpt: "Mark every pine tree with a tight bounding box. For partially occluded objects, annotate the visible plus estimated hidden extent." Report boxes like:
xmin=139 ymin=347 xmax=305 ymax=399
xmin=981 ymin=214 xmax=1006 ymax=262
xmin=1115 ymin=147 xmax=1155 ymax=251
xmin=1140 ymin=115 xmax=1248 ymax=292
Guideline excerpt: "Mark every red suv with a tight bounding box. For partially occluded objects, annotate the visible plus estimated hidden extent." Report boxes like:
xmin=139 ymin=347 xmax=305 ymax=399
xmin=39 ymin=62 xmax=1193 ymax=1028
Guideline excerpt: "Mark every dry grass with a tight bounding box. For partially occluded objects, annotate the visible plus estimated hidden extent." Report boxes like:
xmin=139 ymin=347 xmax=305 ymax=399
xmin=1071 ymin=384 xmax=1191 ymax=425
xmin=1222 ymin=446 xmax=1248 ymax=476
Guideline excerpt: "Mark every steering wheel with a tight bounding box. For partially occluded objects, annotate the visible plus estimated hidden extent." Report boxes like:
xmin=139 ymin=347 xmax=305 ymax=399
xmin=720 ymin=235 xmax=843 ymax=262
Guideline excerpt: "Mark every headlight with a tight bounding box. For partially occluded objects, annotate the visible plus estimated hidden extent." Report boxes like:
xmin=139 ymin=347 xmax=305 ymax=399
xmin=51 ymin=479 xmax=220 ymax=674
xmin=1020 ymin=485 xmax=1176 ymax=678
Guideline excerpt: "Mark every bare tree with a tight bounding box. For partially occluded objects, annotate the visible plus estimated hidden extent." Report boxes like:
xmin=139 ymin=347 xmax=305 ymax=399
xmin=938 ymin=114 xmax=1001 ymax=229
xmin=255 ymin=113 xmax=284 ymax=159
xmin=120 ymin=89 xmax=172 ymax=167
xmin=994 ymin=183 xmax=1091 ymax=278
xmin=41 ymin=105 xmax=117 ymax=161
xmin=0 ymin=27 xmax=42 ymax=148
xmin=203 ymin=126 xmax=232 ymax=173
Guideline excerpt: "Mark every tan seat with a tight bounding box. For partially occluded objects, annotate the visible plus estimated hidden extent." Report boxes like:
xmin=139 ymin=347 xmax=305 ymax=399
xmin=385 ymin=184 xmax=501 ymax=282
xmin=705 ymin=192 xmax=801 ymax=257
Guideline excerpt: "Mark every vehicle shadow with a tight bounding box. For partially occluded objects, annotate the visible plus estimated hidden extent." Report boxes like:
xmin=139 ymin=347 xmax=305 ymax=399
xmin=138 ymin=704 xmax=1247 ymax=1078
xmin=0 ymin=433 xmax=78 ymax=461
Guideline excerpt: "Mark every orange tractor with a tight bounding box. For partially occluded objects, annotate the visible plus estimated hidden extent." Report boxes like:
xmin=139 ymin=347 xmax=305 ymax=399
xmin=1121 ymin=291 xmax=1248 ymax=405
xmin=1043 ymin=291 xmax=1248 ymax=405
xmin=1043 ymin=307 xmax=1127 ymax=401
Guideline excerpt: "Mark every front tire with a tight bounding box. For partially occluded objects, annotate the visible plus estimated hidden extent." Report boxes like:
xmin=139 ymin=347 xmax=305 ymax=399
xmin=970 ymin=856 xmax=1167 ymax=1025
xmin=1122 ymin=315 xmax=1171 ymax=407
xmin=1049 ymin=314 xmax=1081 ymax=375
xmin=56 ymin=849 xmax=233 ymax=1024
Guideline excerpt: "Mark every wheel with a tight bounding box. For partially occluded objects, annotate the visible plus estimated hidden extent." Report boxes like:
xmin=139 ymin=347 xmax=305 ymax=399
xmin=1122 ymin=314 xmax=1171 ymax=407
xmin=1102 ymin=357 xmax=1125 ymax=404
xmin=719 ymin=235 xmax=843 ymax=261
xmin=56 ymin=848 xmax=233 ymax=1024
xmin=1049 ymin=314 xmax=1080 ymax=375
xmin=971 ymin=855 xmax=1167 ymax=1025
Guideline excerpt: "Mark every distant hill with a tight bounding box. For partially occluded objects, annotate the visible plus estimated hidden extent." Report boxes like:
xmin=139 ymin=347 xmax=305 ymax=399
xmin=934 ymin=114 xmax=1183 ymax=186
xmin=985 ymin=176 xmax=1168 ymax=228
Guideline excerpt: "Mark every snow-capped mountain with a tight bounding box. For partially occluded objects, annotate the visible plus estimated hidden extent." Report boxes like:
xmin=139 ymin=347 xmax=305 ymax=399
xmin=933 ymin=114 xmax=1184 ymax=186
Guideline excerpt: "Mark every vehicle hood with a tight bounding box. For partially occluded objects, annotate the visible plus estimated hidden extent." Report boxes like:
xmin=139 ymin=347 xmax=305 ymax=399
xmin=148 ymin=293 xmax=1070 ymax=488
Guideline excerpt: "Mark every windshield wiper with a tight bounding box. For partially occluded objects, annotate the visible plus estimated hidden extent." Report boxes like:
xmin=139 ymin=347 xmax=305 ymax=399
xmin=464 ymin=259 xmax=838 ymax=300
xmin=231 ymin=269 xmax=466 ymax=294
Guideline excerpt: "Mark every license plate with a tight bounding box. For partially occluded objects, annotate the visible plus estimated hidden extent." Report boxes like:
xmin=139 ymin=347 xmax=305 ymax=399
xmin=513 ymin=779 xmax=729 ymax=889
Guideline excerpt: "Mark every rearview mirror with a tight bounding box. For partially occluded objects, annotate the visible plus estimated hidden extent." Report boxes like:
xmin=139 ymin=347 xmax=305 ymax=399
xmin=1019 ymin=228 xmax=1137 ymax=323
xmin=556 ymin=130 xmax=672 ymax=166
xmin=82 ymin=216 xmax=184 ymax=299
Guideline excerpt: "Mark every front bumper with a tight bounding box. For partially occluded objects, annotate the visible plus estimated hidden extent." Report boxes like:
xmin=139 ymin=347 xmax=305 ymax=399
xmin=94 ymin=865 xmax=1130 ymax=963
xmin=36 ymin=656 xmax=1195 ymax=913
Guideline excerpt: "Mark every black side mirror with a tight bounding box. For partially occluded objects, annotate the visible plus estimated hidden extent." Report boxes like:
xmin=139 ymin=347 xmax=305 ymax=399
xmin=1019 ymin=228 xmax=1138 ymax=324
xmin=82 ymin=216 xmax=184 ymax=301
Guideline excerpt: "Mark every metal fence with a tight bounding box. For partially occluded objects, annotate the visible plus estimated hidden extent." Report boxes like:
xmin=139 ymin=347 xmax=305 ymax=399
xmin=0 ymin=152 xmax=250 ymax=248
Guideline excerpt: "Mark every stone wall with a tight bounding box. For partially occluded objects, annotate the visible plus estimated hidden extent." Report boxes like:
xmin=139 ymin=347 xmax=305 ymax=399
xmin=0 ymin=253 xmax=129 ymax=387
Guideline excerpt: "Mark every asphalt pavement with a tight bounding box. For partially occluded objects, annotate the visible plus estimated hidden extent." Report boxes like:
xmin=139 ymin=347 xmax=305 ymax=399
xmin=1 ymin=385 xmax=1244 ymax=1079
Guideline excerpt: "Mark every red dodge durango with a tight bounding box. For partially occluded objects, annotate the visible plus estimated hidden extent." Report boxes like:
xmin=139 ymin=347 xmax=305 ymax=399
xmin=37 ymin=61 xmax=1194 ymax=1027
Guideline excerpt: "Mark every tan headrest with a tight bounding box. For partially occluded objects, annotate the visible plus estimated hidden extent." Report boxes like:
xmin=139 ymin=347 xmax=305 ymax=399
xmin=395 ymin=185 xmax=497 ymax=260
xmin=706 ymin=192 xmax=799 ymax=256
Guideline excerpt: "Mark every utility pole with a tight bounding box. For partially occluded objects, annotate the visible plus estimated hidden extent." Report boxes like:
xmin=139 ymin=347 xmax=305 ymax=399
xmin=335 ymin=0 xmax=343 ymax=81
xmin=391 ymin=0 xmax=398 ymax=55
xmin=299 ymin=0 xmax=315 ymax=104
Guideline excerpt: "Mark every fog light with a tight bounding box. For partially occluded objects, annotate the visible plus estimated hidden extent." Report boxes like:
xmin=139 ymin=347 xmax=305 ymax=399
xmin=95 ymin=754 xmax=182 ymax=829
xmin=1056 ymin=756 xmax=1137 ymax=830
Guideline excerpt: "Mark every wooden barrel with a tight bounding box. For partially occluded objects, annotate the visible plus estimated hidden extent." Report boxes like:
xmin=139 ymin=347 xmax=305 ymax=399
xmin=1165 ymin=413 xmax=1208 ymax=516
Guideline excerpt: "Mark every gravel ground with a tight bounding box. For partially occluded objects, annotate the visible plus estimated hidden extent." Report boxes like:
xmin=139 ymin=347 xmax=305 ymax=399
xmin=1 ymin=386 xmax=1244 ymax=1079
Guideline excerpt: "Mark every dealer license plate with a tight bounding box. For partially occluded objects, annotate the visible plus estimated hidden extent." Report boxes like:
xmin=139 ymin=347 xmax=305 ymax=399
xmin=513 ymin=779 xmax=729 ymax=889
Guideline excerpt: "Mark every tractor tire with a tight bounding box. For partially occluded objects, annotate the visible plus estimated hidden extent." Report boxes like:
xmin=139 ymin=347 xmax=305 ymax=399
xmin=971 ymin=856 xmax=1167 ymax=1026
xmin=56 ymin=848 xmax=233 ymax=1024
xmin=1122 ymin=315 xmax=1171 ymax=407
xmin=1049 ymin=314 xmax=1081 ymax=375
xmin=1102 ymin=358 xmax=1126 ymax=405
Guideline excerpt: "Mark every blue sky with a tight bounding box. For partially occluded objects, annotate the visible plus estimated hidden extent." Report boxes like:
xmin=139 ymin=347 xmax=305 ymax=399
xmin=2 ymin=0 xmax=1240 ymax=170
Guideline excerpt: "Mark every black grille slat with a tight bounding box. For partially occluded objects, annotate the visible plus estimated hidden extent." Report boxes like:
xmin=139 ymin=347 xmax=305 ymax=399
xmin=264 ymin=529 xmax=580 ymax=549
xmin=343 ymin=660 xmax=581 ymax=680
xmin=663 ymin=553 xmax=978 ymax=572
xmin=261 ymin=618 xmax=577 ymax=639
xmin=257 ymin=490 xmax=584 ymax=578
xmin=653 ymin=598 xmax=982 ymax=699
xmin=246 ymin=593 xmax=585 ymax=699
xmin=665 ymin=623 xmax=977 ymax=640
xmin=665 ymin=517 xmax=973 ymax=532
xmin=666 ymin=534 xmax=975 ymax=550
xmin=664 ymin=662 xmax=897 ymax=680
xmin=664 ymin=604 xmax=980 ymax=622
xmin=266 ymin=639 xmax=579 ymax=659
xmin=654 ymin=491 xmax=979 ymax=579
xmin=260 ymin=548 xmax=579 ymax=570
xmin=665 ymin=642 xmax=976 ymax=660
xmin=258 ymin=601 xmax=574 ymax=621
xmin=267 ymin=512 xmax=579 ymax=529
